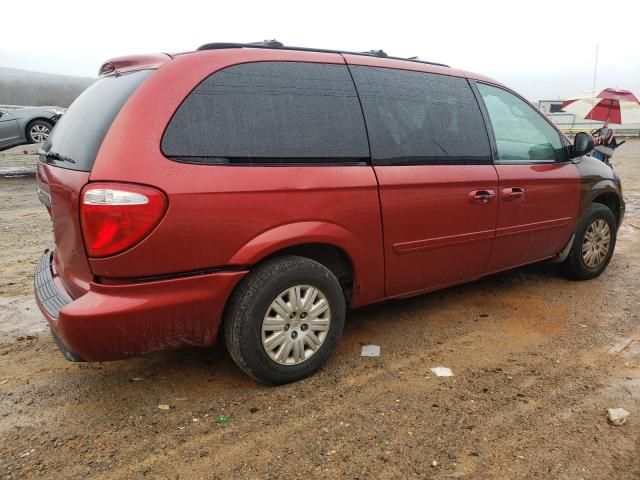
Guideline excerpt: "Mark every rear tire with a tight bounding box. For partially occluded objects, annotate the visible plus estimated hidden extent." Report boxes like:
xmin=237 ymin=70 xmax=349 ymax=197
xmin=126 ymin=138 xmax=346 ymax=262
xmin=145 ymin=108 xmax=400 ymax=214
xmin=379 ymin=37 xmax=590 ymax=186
xmin=224 ymin=255 xmax=345 ymax=384
xmin=559 ymin=203 xmax=616 ymax=280
xmin=26 ymin=119 xmax=53 ymax=144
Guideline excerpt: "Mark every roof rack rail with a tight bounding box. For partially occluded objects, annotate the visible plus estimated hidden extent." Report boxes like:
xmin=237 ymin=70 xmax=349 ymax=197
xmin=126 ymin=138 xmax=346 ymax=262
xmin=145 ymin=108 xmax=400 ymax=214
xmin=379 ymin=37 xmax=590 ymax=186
xmin=249 ymin=39 xmax=284 ymax=48
xmin=360 ymin=49 xmax=388 ymax=58
xmin=196 ymin=40 xmax=449 ymax=68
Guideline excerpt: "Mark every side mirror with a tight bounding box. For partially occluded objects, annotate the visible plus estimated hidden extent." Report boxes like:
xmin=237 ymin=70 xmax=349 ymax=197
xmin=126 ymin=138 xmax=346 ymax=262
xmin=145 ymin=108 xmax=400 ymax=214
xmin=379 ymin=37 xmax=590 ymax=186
xmin=571 ymin=132 xmax=594 ymax=158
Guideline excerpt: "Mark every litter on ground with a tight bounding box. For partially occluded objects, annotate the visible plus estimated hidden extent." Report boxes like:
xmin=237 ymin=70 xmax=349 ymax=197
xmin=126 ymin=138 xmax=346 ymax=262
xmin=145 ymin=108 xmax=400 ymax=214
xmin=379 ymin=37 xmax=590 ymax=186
xmin=607 ymin=408 xmax=631 ymax=426
xmin=430 ymin=367 xmax=454 ymax=377
xmin=361 ymin=345 xmax=380 ymax=357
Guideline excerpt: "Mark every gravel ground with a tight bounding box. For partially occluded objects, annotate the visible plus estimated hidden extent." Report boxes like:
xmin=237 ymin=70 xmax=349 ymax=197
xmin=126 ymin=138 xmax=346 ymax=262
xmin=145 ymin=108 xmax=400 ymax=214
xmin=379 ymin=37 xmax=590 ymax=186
xmin=0 ymin=141 xmax=639 ymax=479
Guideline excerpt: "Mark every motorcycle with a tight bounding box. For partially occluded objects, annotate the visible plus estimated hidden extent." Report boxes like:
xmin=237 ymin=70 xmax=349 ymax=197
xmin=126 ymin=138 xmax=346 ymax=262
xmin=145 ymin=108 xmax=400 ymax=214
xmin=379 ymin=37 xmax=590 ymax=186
xmin=590 ymin=130 xmax=625 ymax=168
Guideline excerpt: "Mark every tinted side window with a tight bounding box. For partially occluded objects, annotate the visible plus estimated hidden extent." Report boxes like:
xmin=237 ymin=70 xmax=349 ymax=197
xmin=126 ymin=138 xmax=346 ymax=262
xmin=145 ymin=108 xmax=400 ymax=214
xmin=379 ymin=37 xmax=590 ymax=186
xmin=162 ymin=62 xmax=369 ymax=164
xmin=477 ymin=83 xmax=564 ymax=162
xmin=350 ymin=66 xmax=491 ymax=165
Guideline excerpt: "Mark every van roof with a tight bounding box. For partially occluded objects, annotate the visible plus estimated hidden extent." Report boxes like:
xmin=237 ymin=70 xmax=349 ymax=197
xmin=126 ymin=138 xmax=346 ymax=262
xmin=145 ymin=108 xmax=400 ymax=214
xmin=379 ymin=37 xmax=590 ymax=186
xmin=196 ymin=40 xmax=451 ymax=69
xmin=98 ymin=41 xmax=501 ymax=86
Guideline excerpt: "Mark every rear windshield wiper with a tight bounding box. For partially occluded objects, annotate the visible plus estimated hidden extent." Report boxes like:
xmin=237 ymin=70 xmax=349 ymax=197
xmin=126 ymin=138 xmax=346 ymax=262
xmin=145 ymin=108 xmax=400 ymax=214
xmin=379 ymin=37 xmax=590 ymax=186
xmin=38 ymin=149 xmax=76 ymax=164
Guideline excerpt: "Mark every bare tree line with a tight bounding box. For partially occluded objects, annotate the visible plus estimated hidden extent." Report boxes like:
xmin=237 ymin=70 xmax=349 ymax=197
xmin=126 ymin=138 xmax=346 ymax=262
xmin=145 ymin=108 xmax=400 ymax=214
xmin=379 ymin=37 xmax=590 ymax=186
xmin=0 ymin=68 xmax=94 ymax=107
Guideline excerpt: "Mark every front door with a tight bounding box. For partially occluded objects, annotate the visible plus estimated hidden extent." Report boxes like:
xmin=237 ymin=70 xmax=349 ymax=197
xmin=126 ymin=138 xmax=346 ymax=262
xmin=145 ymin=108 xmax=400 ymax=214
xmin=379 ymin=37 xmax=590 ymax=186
xmin=347 ymin=62 xmax=498 ymax=297
xmin=475 ymin=83 xmax=581 ymax=273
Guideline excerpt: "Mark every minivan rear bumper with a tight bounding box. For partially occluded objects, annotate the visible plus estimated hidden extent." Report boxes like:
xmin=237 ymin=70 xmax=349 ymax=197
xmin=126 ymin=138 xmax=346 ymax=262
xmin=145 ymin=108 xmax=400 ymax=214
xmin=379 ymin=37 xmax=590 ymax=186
xmin=34 ymin=251 xmax=247 ymax=361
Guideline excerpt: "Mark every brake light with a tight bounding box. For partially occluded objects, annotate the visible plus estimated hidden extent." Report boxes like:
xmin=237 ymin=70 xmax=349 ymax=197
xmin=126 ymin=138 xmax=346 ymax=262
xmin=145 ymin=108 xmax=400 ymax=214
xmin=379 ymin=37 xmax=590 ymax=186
xmin=80 ymin=183 xmax=167 ymax=258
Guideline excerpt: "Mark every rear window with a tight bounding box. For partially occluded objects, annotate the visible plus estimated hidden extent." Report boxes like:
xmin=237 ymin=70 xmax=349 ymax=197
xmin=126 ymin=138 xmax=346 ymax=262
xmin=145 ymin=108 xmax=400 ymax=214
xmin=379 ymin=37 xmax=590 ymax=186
xmin=161 ymin=62 xmax=369 ymax=165
xmin=42 ymin=70 xmax=152 ymax=172
xmin=350 ymin=66 xmax=491 ymax=165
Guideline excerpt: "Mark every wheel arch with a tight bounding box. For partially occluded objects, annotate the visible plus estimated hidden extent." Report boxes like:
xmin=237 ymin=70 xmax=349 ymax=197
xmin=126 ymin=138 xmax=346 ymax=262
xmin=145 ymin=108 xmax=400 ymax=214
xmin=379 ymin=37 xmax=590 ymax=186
xmin=256 ymin=243 xmax=355 ymax=305
xmin=227 ymin=221 xmax=376 ymax=306
xmin=557 ymin=186 xmax=622 ymax=263
xmin=592 ymin=190 xmax=622 ymax=227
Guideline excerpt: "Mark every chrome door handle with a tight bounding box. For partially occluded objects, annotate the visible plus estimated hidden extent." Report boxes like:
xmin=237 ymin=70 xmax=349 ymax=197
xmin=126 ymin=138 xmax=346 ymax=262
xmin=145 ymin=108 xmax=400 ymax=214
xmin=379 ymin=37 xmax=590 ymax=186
xmin=502 ymin=187 xmax=525 ymax=202
xmin=469 ymin=189 xmax=496 ymax=205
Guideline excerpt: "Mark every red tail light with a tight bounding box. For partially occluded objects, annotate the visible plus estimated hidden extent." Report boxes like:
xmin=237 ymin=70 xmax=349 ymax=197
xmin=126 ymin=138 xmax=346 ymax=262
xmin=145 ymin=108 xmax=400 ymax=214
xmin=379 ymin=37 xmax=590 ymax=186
xmin=80 ymin=183 xmax=167 ymax=258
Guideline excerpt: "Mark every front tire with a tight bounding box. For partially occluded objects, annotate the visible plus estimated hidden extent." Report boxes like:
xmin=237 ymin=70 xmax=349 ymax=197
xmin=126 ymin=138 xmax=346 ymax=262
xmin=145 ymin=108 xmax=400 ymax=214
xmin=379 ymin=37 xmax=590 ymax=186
xmin=26 ymin=120 xmax=53 ymax=144
xmin=224 ymin=255 xmax=346 ymax=384
xmin=559 ymin=203 xmax=617 ymax=280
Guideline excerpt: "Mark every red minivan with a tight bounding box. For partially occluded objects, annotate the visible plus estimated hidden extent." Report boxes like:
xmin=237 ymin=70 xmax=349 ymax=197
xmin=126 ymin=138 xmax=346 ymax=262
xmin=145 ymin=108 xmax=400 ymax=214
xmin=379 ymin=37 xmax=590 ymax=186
xmin=35 ymin=42 xmax=624 ymax=383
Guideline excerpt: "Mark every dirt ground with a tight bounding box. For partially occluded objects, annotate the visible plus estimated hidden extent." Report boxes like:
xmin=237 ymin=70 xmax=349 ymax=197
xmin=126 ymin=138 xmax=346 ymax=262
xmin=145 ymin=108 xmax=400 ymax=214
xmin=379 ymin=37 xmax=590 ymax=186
xmin=0 ymin=142 xmax=639 ymax=479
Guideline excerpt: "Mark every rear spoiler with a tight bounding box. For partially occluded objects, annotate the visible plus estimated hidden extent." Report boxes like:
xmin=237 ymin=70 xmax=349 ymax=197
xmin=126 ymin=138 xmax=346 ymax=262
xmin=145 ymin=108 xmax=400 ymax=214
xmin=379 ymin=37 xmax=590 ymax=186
xmin=98 ymin=53 xmax=172 ymax=77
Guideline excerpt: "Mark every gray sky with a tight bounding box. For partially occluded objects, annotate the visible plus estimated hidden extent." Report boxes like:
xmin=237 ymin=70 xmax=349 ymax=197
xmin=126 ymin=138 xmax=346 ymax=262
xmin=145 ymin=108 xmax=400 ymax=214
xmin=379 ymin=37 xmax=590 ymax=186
xmin=1 ymin=0 xmax=639 ymax=101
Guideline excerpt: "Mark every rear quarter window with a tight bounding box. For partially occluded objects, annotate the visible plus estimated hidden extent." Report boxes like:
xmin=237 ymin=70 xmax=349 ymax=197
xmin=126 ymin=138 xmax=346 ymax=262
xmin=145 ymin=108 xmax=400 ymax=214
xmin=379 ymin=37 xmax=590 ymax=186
xmin=161 ymin=62 xmax=369 ymax=164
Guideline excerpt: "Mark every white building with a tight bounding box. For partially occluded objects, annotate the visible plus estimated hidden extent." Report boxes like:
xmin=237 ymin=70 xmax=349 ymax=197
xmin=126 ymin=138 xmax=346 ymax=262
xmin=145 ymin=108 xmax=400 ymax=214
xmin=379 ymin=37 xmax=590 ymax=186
xmin=537 ymin=100 xmax=640 ymax=136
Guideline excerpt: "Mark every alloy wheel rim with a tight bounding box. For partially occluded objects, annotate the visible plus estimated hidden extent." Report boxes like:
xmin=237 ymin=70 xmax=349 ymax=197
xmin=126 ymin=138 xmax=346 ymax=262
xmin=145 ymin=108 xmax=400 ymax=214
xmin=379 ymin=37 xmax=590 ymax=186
xmin=30 ymin=124 xmax=50 ymax=143
xmin=261 ymin=285 xmax=331 ymax=365
xmin=582 ymin=218 xmax=611 ymax=269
